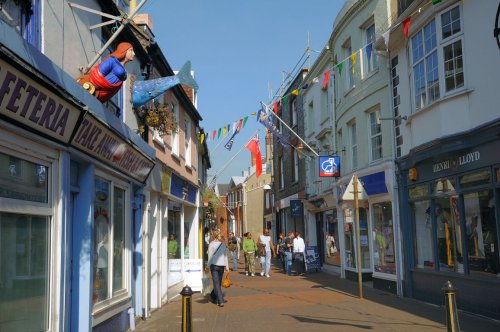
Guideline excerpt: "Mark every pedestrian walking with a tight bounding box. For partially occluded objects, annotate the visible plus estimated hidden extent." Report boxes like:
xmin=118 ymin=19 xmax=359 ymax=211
xmin=257 ymin=229 xmax=276 ymax=278
xmin=228 ymin=231 xmax=239 ymax=271
xmin=205 ymin=232 xmax=229 ymax=307
xmin=284 ymin=231 xmax=294 ymax=275
xmin=293 ymin=231 xmax=306 ymax=275
xmin=243 ymin=232 xmax=258 ymax=276
xmin=276 ymin=232 xmax=286 ymax=272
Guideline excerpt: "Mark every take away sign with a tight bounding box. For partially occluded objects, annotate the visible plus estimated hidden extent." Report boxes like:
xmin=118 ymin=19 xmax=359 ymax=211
xmin=341 ymin=175 xmax=367 ymax=201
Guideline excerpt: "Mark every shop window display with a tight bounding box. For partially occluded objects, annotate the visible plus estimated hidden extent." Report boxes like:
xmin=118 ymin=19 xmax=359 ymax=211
xmin=411 ymin=199 xmax=434 ymax=269
xmin=372 ymin=202 xmax=395 ymax=274
xmin=0 ymin=151 xmax=48 ymax=203
xmin=434 ymin=178 xmax=463 ymax=273
xmin=344 ymin=207 xmax=370 ymax=269
xmin=167 ymin=200 xmax=182 ymax=286
xmin=464 ymin=190 xmax=498 ymax=275
xmin=93 ymin=178 xmax=127 ymax=304
xmin=0 ymin=213 xmax=50 ymax=331
xmin=325 ymin=211 xmax=340 ymax=266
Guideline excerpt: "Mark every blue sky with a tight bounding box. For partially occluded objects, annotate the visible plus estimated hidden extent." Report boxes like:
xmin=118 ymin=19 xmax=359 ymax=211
xmin=144 ymin=0 xmax=343 ymax=183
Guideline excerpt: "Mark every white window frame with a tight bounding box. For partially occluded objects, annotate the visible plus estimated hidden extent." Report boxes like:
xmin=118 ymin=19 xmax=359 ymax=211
xmin=345 ymin=44 xmax=354 ymax=91
xmin=349 ymin=122 xmax=358 ymax=170
xmin=171 ymin=100 xmax=180 ymax=157
xmin=410 ymin=4 xmax=465 ymax=113
xmin=184 ymin=117 xmax=192 ymax=167
xmin=365 ymin=23 xmax=378 ymax=75
xmin=368 ymin=110 xmax=382 ymax=162
xmin=0 ymin=134 xmax=56 ymax=331
xmin=307 ymin=100 xmax=314 ymax=136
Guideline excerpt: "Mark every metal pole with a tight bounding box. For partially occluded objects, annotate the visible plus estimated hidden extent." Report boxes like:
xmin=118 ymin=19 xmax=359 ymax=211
xmin=180 ymin=285 xmax=194 ymax=332
xmin=354 ymin=174 xmax=363 ymax=299
xmin=442 ymin=280 xmax=460 ymax=332
xmin=260 ymin=101 xmax=319 ymax=157
xmin=82 ymin=0 xmax=149 ymax=73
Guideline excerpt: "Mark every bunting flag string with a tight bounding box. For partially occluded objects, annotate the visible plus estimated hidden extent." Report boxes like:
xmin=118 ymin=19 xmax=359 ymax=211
xmin=261 ymin=0 xmax=437 ymax=109
xmin=200 ymin=0 xmax=443 ymax=146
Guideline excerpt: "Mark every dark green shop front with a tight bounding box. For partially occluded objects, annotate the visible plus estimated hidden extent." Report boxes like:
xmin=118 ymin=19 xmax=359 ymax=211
xmin=397 ymin=123 xmax=500 ymax=319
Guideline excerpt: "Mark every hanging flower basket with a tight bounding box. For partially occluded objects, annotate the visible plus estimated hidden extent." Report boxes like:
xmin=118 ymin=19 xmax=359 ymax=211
xmin=134 ymin=103 xmax=177 ymax=137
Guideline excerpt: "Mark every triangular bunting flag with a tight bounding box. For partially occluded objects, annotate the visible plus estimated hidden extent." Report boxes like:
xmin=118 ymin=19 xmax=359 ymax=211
xmin=432 ymin=0 xmax=442 ymax=4
xmin=283 ymin=96 xmax=288 ymax=103
xmin=312 ymin=77 xmax=319 ymax=83
xmin=217 ymin=128 xmax=221 ymax=139
xmin=338 ymin=63 xmax=343 ymax=76
xmin=200 ymin=133 xmax=205 ymax=144
xmin=212 ymin=130 xmax=216 ymax=141
xmin=292 ymin=89 xmax=299 ymax=96
xmin=237 ymin=119 xmax=243 ymax=132
xmin=322 ymin=70 xmax=330 ymax=90
xmin=223 ymin=126 xmax=227 ymax=137
xmin=242 ymin=116 xmax=249 ymax=128
xmin=350 ymin=53 xmax=357 ymax=74
xmin=301 ymin=83 xmax=308 ymax=90
xmin=273 ymin=101 xmax=279 ymax=114
xmin=232 ymin=121 xmax=237 ymax=133
xmin=403 ymin=17 xmax=411 ymax=38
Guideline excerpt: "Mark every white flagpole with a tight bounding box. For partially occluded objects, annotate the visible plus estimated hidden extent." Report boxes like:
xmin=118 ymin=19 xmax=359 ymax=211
xmin=260 ymin=101 xmax=319 ymax=157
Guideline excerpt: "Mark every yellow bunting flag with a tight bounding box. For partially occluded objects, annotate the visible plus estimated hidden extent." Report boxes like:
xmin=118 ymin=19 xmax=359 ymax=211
xmin=200 ymin=133 xmax=205 ymax=144
xmin=292 ymin=89 xmax=299 ymax=96
xmin=351 ymin=53 xmax=357 ymax=74
xmin=223 ymin=126 xmax=227 ymax=137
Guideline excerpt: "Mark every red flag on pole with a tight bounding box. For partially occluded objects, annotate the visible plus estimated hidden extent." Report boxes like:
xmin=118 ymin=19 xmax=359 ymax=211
xmin=403 ymin=17 xmax=411 ymax=38
xmin=246 ymin=134 xmax=262 ymax=177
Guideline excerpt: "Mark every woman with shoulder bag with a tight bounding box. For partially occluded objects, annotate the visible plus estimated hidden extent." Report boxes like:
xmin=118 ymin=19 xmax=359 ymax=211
xmin=205 ymin=233 xmax=229 ymax=307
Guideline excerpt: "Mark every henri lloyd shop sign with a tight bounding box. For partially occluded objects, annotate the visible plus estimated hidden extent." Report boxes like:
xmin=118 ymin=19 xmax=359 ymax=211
xmin=72 ymin=114 xmax=154 ymax=182
xmin=0 ymin=59 xmax=80 ymax=143
xmin=433 ymin=151 xmax=481 ymax=173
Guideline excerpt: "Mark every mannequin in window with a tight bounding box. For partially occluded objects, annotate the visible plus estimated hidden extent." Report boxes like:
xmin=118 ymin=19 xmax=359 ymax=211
xmin=96 ymin=233 xmax=109 ymax=300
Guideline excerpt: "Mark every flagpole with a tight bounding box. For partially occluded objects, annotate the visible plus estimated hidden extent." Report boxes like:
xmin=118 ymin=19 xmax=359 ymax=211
xmin=209 ymin=133 xmax=227 ymax=155
xmin=207 ymin=130 xmax=260 ymax=185
xmin=260 ymin=101 xmax=319 ymax=157
xmin=80 ymin=0 xmax=149 ymax=73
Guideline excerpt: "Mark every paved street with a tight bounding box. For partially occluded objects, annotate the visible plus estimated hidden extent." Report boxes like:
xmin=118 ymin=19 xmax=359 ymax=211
xmin=133 ymin=260 xmax=500 ymax=332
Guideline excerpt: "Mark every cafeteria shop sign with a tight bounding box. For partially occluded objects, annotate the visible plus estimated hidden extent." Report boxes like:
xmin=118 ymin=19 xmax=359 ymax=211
xmin=72 ymin=114 xmax=154 ymax=182
xmin=0 ymin=59 xmax=80 ymax=143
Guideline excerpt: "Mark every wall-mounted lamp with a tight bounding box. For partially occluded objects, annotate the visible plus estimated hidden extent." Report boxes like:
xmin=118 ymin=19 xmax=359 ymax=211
xmin=380 ymin=115 xmax=408 ymax=121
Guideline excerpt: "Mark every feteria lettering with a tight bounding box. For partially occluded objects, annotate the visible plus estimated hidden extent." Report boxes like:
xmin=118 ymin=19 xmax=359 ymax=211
xmin=0 ymin=68 xmax=70 ymax=136
xmin=433 ymin=160 xmax=450 ymax=173
xmin=459 ymin=151 xmax=480 ymax=166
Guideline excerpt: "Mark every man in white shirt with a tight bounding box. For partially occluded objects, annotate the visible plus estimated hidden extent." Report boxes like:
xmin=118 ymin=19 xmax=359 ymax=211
xmin=293 ymin=231 xmax=306 ymax=275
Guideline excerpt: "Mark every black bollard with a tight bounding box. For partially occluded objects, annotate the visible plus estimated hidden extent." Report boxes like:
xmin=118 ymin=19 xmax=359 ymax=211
xmin=180 ymin=285 xmax=194 ymax=332
xmin=442 ymin=280 xmax=460 ymax=332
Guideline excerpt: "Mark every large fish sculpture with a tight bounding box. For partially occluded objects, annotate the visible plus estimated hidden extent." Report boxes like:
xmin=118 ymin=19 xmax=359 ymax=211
xmin=132 ymin=61 xmax=198 ymax=107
